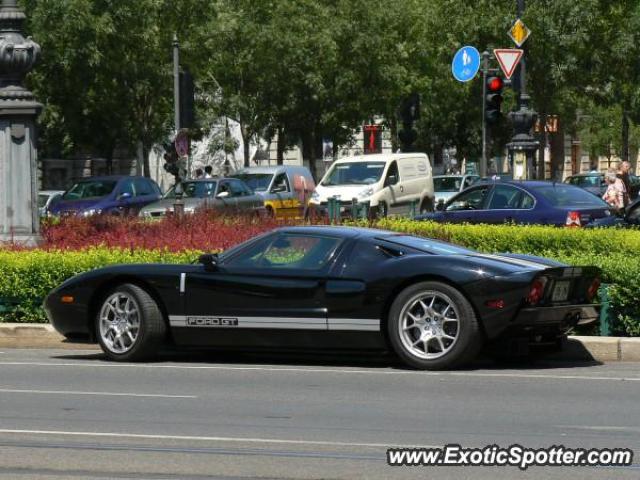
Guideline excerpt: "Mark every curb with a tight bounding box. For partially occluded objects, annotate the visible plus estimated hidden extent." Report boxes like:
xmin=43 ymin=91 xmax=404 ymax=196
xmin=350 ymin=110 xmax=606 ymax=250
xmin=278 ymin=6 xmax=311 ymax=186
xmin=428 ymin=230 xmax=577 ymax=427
xmin=0 ymin=324 xmax=637 ymax=361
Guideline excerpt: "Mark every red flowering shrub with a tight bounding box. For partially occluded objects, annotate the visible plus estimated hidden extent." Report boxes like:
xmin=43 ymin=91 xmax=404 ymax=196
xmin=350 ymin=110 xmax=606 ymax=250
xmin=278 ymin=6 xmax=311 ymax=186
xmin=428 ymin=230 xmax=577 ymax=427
xmin=36 ymin=210 xmax=327 ymax=252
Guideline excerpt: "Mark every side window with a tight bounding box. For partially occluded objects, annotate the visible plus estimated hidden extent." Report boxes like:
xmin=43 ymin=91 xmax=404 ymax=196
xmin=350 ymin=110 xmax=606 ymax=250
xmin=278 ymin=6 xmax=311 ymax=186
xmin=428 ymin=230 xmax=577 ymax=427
xmin=488 ymin=185 xmax=523 ymax=210
xmin=119 ymin=179 xmax=135 ymax=197
xmin=134 ymin=178 xmax=154 ymax=196
xmin=271 ymin=173 xmax=290 ymax=193
xmin=446 ymin=186 xmax=491 ymax=211
xmin=225 ymin=234 xmax=341 ymax=270
xmin=384 ymin=161 xmax=400 ymax=186
xmin=217 ymin=181 xmax=230 ymax=197
xmin=518 ymin=191 xmax=535 ymax=209
xmin=228 ymin=180 xmax=247 ymax=197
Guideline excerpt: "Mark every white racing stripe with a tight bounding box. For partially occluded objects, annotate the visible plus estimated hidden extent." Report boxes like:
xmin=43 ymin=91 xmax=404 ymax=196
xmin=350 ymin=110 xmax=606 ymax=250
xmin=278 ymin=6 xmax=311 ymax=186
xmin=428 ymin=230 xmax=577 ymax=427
xmin=0 ymin=361 xmax=638 ymax=382
xmin=0 ymin=387 xmax=196 ymax=398
xmin=169 ymin=315 xmax=380 ymax=331
xmin=0 ymin=428 xmax=439 ymax=449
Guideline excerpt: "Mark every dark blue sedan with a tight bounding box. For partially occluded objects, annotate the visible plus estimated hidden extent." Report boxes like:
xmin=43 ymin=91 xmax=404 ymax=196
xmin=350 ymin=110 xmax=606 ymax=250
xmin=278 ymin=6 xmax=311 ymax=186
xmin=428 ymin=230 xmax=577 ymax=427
xmin=49 ymin=175 xmax=162 ymax=217
xmin=418 ymin=181 xmax=612 ymax=227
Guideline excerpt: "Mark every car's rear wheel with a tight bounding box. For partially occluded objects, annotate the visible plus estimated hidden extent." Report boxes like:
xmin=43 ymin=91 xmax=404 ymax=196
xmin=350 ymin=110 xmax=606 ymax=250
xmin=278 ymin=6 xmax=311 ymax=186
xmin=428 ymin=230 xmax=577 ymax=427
xmin=96 ymin=283 xmax=166 ymax=361
xmin=388 ymin=281 xmax=482 ymax=370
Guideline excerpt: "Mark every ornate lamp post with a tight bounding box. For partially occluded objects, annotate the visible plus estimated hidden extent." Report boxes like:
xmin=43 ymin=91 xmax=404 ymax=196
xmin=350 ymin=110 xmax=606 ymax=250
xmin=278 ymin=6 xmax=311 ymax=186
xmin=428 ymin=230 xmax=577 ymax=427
xmin=507 ymin=0 xmax=538 ymax=180
xmin=0 ymin=0 xmax=41 ymax=245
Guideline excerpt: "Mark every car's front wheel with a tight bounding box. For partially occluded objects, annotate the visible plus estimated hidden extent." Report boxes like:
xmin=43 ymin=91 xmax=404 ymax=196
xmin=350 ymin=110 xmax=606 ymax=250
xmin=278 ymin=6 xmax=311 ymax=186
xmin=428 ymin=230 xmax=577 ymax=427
xmin=96 ymin=283 xmax=166 ymax=361
xmin=388 ymin=281 xmax=482 ymax=370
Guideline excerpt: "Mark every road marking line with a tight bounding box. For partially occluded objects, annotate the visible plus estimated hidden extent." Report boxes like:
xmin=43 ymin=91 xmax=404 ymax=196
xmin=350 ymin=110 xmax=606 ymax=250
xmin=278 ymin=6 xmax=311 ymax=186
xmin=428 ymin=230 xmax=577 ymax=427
xmin=557 ymin=425 xmax=640 ymax=433
xmin=0 ymin=429 xmax=437 ymax=449
xmin=0 ymin=361 xmax=638 ymax=382
xmin=0 ymin=388 xmax=195 ymax=399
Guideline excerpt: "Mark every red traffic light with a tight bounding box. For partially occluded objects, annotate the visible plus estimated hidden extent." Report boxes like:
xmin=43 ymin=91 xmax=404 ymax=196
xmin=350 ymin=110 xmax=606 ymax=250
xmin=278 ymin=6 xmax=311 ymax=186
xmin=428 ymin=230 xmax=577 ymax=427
xmin=487 ymin=76 xmax=504 ymax=92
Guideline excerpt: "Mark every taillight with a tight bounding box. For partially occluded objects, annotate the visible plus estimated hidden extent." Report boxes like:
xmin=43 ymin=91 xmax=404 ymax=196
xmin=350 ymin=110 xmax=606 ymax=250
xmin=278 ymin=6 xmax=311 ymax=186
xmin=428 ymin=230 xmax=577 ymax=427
xmin=587 ymin=277 xmax=601 ymax=301
xmin=565 ymin=211 xmax=581 ymax=227
xmin=527 ymin=277 xmax=547 ymax=305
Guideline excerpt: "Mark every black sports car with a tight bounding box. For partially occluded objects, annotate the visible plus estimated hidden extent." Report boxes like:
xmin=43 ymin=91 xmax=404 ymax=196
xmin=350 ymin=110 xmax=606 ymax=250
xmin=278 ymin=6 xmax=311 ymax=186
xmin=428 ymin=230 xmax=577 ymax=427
xmin=45 ymin=226 xmax=600 ymax=370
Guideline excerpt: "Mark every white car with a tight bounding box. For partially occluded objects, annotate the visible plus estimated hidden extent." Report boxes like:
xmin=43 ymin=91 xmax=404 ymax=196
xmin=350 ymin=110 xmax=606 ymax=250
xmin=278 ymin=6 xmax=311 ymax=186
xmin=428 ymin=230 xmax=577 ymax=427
xmin=433 ymin=175 xmax=480 ymax=205
xmin=310 ymin=153 xmax=435 ymax=216
xmin=38 ymin=190 xmax=65 ymax=217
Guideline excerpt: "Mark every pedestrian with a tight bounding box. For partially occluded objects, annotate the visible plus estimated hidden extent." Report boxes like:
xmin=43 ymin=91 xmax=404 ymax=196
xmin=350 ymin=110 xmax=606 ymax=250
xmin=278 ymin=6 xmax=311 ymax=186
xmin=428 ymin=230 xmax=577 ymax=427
xmin=204 ymin=165 xmax=213 ymax=178
xmin=618 ymin=161 xmax=632 ymax=204
xmin=194 ymin=168 xmax=204 ymax=179
xmin=602 ymin=170 xmax=625 ymax=211
xmin=589 ymin=162 xmax=599 ymax=173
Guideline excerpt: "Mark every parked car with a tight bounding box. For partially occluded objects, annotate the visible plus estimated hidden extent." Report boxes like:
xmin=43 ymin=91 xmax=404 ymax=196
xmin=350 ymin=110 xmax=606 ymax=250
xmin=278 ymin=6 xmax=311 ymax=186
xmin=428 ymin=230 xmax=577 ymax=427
xmin=310 ymin=153 xmax=435 ymax=216
xmin=565 ymin=172 xmax=640 ymax=200
xmin=49 ymin=176 xmax=162 ymax=217
xmin=587 ymin=197 xmax=640 ymax=228
xmin=417 ymin=181 xmax=613 ymax=227
xmin=230 ymin=165 xmax=315 ymax=218
xmin=38 ymin=190 xmax=64 ymax=217
xmin=139 ymin=178 xmax=264 ymax=218
xmin=433 ymin=174 xmax=480 ymax=205
xmin=45 ymin=226 xmax=600 ymax=369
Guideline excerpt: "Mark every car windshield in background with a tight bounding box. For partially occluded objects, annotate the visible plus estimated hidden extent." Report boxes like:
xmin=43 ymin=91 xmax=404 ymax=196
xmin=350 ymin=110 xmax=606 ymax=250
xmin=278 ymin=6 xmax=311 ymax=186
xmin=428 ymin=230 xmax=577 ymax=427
xmin=567 ymin=176 xmax=601 ymax=187
xmin=37 ymin=194 xmax=49 ymax=208
xmin=382 ymin=235 xmax=475 ymax=255
xmin=232 ymin=173 xmax=272 ymax=192
xmin=62 ymin=180 xmax=117 ymax=200
xmin=164 ymin=181 xmax=217 ymax=199
xmin=534 ymin=184 xmax=608 ymax=207
xmin=434 ymin=177 xmax=462 ymax=192
xmin=322 ymin=162 xmax=385 ymax=186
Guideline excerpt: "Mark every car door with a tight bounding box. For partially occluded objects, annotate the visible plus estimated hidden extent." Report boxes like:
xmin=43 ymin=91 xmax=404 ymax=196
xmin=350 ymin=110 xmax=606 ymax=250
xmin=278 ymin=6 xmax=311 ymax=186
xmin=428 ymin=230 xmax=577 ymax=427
xmin=214 ymin=180 xmax=239 ymax=212
xmin=114 ymin=178 xmax=136 ymax=215
xmin=383 ymin=161 xmax=403 ymax=212
xmin=269 ymin=172 xmax=296 ymax=216
xmin=182 ymin=232 xmax=345 ymax=336
xmin=481 ymin=184 xmax=536 ymax=224
xmin=132 ymin=178 xmax=158 ymax=212
xmin=441 ymin=184 xmax=493 ymax=223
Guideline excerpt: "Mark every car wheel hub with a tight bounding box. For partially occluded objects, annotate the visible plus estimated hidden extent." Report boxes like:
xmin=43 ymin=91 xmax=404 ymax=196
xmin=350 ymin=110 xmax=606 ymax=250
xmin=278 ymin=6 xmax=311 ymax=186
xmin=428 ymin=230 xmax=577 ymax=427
xmin=99 ymin=292 xmax=141 ymax=354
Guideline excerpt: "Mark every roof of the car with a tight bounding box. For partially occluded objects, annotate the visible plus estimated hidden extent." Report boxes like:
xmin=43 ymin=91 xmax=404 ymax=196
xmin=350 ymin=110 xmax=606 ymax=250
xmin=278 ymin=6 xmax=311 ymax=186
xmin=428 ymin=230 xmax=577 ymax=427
xmin=78 ymin=175 xmax=141 ymax=182
xmin=233 ymin=165 xmax=310 ymax=174
xmin=276 ymin=225 xmax=396 ymax=239
xmin=567 ymin=172 xmax=602 ymax=177
xmin=39 ymin=190 xmax=65 ymax=195
xmin=334 ymin=153 xmax=428 ymax=163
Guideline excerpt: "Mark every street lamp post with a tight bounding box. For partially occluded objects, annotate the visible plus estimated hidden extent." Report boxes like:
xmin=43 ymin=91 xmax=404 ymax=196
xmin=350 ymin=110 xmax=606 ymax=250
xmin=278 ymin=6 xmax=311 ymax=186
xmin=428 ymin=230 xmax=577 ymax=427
xmin=507 ymin=0 xmax=538 ymax=180
xmin=0 ymin=0 xmax=41 ymax=245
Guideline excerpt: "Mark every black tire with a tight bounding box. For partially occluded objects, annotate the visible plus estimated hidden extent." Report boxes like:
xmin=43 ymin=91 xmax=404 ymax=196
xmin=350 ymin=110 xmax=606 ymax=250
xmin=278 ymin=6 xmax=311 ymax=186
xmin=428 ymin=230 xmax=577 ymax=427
xmin=419 ymin=197 xmax=434 ymax=214
xmin=96 ymin=283 xmax=166 ymax=362
xmin=377 ymin=201 xmax=388 ymax=218
xmin=387 ymin=281 xmax=482 ymax=370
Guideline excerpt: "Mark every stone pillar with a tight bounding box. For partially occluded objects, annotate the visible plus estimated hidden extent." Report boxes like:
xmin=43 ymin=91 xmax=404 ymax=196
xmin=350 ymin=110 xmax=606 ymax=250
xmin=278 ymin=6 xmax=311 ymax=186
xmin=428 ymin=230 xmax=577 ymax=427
xmin=0 ymin=0 xmax=41 ymax=245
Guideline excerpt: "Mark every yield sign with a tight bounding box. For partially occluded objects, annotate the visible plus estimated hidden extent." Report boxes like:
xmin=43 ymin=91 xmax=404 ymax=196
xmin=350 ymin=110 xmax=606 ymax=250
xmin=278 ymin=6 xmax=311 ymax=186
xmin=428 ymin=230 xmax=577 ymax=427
xmin=494 ymin=49 xmax=523 ymax=80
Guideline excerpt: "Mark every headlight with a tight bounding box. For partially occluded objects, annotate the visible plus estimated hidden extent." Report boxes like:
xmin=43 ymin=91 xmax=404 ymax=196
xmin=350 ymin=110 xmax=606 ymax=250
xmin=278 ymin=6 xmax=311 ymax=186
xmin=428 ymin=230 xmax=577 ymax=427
xmin=81 ymin=208 xmax=101 ymax=217
xmin=310 ymin=191 xmax=320 ymax=201
xmin=357 ymin=187 xmax=374 ymax=199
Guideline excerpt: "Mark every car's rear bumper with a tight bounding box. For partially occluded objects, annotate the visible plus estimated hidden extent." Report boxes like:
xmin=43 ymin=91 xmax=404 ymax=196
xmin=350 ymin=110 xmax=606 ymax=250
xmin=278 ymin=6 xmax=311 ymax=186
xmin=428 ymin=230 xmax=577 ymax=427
xmin=515 ymin=304 xmax=599 ymax=328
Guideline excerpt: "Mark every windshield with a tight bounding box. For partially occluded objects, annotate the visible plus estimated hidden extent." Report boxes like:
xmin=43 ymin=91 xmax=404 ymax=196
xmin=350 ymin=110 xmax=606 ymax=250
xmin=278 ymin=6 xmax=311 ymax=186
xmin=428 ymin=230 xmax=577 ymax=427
xmin=62 ymin=180 xmax=117 ymax=200
xmin=434 ymin=177 xmax=463 ymax=192
xmin=382 ymin=235 xmax=475 ymax=255
xmin=163 ymin=181 xmax=217 ymax=199
xmin=321 ymin=162 xmax=385 ymax=186
xmin=232 ymin=173 xmax=273 ymax=192
xmin=534 ymin=184 xmax=608 ymax=207
xmin=566 ymin=175 xmax=601 ymax=187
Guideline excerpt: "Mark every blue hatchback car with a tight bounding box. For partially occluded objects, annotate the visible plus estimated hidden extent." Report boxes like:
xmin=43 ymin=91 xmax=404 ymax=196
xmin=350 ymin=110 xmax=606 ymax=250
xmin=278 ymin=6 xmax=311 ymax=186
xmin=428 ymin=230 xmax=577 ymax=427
xmin=418 ymin=181 xmax=612 ymax=227
xmin=49 ymin=175 xmax=162 ymax=217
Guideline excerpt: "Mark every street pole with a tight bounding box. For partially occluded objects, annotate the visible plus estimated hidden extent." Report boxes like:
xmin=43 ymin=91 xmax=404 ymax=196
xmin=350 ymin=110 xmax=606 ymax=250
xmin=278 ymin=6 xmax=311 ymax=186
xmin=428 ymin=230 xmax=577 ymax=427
xmin=172 ymin=34 xmax=184 ymax=217
xmin=481 ymin=51 xmax=490 ymax=178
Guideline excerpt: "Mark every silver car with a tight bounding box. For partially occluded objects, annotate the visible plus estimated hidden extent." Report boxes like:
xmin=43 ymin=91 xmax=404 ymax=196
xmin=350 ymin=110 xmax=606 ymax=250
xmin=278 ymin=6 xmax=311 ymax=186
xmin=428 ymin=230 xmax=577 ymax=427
xmin=139 ymin=178 xmax=264 ymax=218
xmin=433 ymin=175 xmax=480 ymax=205
xmin=38 ymin=190 xmax=65 ymax=217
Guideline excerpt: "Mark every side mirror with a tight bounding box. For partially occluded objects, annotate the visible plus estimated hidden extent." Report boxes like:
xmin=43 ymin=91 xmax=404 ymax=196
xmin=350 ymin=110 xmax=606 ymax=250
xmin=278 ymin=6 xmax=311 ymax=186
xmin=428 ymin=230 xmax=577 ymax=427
xmin=436 ymin=200 xmax=446 ymax=211
xmin=216 ymin=191 xmax=230 ymax=199
xmin=199 ymin=253 xmax=219 ymax=272
xmin=118 ymin=192 xmax=132 ymax=201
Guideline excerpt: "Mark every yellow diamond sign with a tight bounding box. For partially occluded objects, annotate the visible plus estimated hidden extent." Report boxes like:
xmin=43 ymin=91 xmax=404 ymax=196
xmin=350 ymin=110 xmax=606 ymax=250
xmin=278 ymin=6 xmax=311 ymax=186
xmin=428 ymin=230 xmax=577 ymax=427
xmin=509 ymin=18 xmax=531 ymax=47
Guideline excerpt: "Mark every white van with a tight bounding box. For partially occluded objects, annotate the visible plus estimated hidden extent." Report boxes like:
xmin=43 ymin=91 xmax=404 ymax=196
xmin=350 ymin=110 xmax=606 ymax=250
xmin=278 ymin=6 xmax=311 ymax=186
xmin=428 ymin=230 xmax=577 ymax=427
xmin=310 ymin=153 xmax=434 ymax=216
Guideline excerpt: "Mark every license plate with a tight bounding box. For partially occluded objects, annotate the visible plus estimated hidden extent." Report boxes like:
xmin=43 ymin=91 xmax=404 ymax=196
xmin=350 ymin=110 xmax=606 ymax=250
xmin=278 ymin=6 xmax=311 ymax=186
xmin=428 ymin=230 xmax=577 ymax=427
xmin=552 ymin=281 xmax=571 ymax=302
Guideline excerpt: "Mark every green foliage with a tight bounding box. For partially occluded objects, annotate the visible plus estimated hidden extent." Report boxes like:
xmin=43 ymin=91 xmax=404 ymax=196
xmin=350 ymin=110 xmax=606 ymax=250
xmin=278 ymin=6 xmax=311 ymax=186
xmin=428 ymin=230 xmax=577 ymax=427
xmin=0 ymin=248 xmax=198 ymax=323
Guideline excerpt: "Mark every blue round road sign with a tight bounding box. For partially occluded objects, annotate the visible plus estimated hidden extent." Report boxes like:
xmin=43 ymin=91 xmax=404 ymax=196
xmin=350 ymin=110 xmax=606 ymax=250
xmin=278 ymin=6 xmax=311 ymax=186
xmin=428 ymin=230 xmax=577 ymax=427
xmin=451 ymin=46 xmax=480 ymax=82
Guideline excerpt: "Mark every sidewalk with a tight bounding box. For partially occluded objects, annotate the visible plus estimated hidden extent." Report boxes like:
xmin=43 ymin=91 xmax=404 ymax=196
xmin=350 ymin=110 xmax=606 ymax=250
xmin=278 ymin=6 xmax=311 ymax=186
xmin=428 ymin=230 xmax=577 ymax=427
xmin=0 ymin=323 xmax=638 ymax=361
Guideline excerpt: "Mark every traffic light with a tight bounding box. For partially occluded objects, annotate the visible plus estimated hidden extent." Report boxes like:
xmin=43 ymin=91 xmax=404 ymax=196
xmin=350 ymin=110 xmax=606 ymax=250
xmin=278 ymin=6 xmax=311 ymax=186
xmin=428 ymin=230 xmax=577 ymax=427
xmin=179 ymin=70 xmax=195 ymax=128
xmin=485 ymin=76 xmax=504 ymax=124
xmin=398 ymin=93 xmax=420 ymax=152
xmin=163 ymin=141 xmax=179 ymax=176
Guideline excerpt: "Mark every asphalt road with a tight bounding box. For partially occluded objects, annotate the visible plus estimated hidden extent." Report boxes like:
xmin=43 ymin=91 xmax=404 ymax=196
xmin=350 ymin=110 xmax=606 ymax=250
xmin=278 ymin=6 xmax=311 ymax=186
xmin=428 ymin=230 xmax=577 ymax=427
xmin=0 ymin=348 xmax=638 ymax=479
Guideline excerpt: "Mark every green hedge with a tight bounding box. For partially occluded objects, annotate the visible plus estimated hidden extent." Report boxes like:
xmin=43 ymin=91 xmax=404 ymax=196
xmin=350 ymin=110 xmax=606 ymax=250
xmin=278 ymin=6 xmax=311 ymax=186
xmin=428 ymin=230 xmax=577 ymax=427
xmin=367 ymin=219 xmax=640 ymax=336
xmin=0 ymin=248 xmax=198 ymax=323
